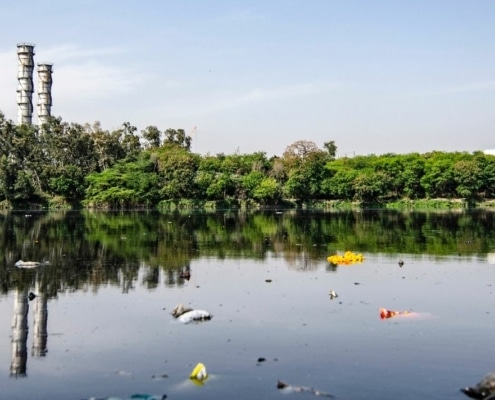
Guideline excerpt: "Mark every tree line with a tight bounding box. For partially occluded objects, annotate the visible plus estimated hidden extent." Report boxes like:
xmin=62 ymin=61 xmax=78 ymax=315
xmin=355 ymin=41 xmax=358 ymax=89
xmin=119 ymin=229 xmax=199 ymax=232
xmin=1 ymin=111 xmax=495 ymax=209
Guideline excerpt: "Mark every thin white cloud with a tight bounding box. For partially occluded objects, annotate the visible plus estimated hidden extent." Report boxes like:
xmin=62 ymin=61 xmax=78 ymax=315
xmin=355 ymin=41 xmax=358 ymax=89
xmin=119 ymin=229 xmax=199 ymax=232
xmin=239 ymin=82 xmax=339 ymax=103
xmin=38 ymin=45 xmax=141 ymax=101
xmin=53 ymin=61 xmax=142 ymax=101
xmin=38 ymin=44 xmax=128 ymax=63
xmin=212 ymin=8 xmax=267 ymax=24
xmin=158 ymin=81 xmax=340 ymax=118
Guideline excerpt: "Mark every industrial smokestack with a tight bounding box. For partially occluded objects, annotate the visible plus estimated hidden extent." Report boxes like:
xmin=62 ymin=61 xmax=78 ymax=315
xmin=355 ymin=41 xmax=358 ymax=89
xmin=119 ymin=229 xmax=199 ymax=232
xmin=37 ymin=63 xmax=53 ymax=127
xmin=16 ymin=43 xmax=35 ymax=126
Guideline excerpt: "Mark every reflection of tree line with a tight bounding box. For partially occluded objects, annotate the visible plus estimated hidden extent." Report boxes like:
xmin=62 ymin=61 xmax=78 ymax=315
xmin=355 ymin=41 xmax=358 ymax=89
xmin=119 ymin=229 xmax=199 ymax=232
xmin=1 ymin=210 xmax=495 ymax=295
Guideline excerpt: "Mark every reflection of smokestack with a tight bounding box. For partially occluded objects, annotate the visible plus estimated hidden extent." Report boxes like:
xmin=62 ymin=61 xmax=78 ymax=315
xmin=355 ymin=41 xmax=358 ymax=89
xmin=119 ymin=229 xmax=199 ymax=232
xmin=32 ymin=289 xmax=48 ymax=357
xmin=10 ymin=289 xmax=29 ymax=377
xmin=37 ymin=63 xmax=53 ymax=127
xmin=16 ymin=43 xmax=35 ymax=126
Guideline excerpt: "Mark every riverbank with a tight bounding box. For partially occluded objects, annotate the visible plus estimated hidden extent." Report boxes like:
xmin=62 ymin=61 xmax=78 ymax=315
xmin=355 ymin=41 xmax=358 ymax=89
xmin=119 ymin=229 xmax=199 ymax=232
xmin=3 ymin=197 xmax=495 ymax=211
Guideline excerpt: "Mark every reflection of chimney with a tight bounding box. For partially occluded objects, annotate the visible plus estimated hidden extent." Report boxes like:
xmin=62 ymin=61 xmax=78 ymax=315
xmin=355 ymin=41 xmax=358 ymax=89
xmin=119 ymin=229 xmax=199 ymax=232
xmin=16 ymin=43 xmax=35 ymax=126
xmin=37 ymin=63 xmax=53 ymax=127
xmin=10 ymin=289 xmax=29 ymax=377
xmin=32 ymin=288 xmax=48 ymax=357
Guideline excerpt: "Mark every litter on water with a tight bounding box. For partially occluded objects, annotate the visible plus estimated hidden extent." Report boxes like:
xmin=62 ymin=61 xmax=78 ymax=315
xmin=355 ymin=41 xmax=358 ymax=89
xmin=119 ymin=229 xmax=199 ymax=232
xmin=379 ymin=308 xmax=411 ymax=320
xmin=15 ymin=260 xmax=50 ymax=269
xmin=277 ymin=380 xmax=335 ymax=397
xmin=189 ymin=362 xmax=208 ymax=385
xmin=171 ymin=304 xmax=212 ymax=324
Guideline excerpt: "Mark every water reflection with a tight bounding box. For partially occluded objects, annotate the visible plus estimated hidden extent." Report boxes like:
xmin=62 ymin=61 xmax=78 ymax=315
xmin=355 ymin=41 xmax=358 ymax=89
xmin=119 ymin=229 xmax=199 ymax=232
xmin=1 ymin=209 xmax=495 ymax=297
xmin=31 ymin=286 xmax=48 ymax=358
xmin=9 ymin=286 xmax=48 ymax=378
xmin=1 ymin=209 xmax=495 ymax=400
xmin=10 ymin=289 xmax=29 ymax=377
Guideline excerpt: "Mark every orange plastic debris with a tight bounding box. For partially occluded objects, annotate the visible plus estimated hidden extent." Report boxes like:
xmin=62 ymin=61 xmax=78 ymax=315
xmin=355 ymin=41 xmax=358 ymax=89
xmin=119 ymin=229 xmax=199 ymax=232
xmin=380 ymin=308 xmax=410 ymax=319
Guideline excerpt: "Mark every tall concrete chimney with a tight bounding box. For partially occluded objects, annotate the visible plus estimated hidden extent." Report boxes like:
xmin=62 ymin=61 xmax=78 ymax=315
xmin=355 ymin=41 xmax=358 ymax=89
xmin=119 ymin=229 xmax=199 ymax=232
xmin=16 ymin=43 xmax=35 ymax=126
xmin=37 ymin=63 xmax=53 ymax=126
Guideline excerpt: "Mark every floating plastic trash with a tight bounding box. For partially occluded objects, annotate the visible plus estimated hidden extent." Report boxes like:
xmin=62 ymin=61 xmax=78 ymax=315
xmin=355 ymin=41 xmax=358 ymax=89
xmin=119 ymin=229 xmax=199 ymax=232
xmin=189 ymin=362 xmax=208 ymax=384
xmin=171 ymin=304 xmax=212 ymax=324
xmin=15 ymin=260 xmax=50 ymax=269
xmin=461 ymin=372 xmax=495 ymax=399
xmin=329 ymin=290 xmax=338 ymax=300
xmin=327 ymin=251 xmax=364 ymax=265
xmin=81 ymin=394 xmax=166 ymax=400
xmin=379 ymin=308 xmax=410 ymax=319
xmin=277 ymin=380 xmax=334 ymax=397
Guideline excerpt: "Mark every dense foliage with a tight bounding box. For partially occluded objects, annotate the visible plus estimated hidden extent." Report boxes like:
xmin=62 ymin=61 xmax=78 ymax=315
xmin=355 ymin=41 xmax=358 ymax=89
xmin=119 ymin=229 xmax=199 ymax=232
xmin=1 ymin=111 xmax=495 ymax=209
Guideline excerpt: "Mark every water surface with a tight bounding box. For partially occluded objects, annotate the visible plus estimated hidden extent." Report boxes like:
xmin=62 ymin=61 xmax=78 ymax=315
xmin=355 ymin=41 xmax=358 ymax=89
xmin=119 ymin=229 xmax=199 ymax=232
xmin=0 ymin=210 xmax=494 ymax=400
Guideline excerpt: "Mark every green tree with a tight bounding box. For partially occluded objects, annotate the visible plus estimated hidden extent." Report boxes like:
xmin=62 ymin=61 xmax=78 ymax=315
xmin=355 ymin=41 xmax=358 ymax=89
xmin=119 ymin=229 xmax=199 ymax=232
xmin=253 ymin=177 xmax=281 ymax=204
xmin=206 ymin=172 xmax=235 ymax=200
xmin=118 ymin=122 xmax=142 ymax=161
xmin=153 ymin=145 xmax=200 ymax=199
xmin=453 ymin=159 xmax=483 ymax=199
xmin=322 ymin=159 xmax=357 ymax=199
xmin=142 ymin=125 xmax=162 ymax=148
xmin=323 ymin=141 xmax=337 ymax=159
xmin=400 ymin=154 xmax=425 ymax=199
xmin=85 ymin=122 xmax=127 ymax=171
xmin=372 ymin=155 xmax=404 ymax=199
xmin=242 ymin=171 xmax=265 ymax=199
xmin=283 ymin=150 xmax=329 ymax=200
xmin=480 ymin=154 xmax=495 ymax=198
xmin=39 ymin=118 xmax=99 ymax=202
xmin=84 ymin=155 xmax=159 ymax=208
xmin=163 ymin=129 xmax=192 ymax=151
xmin=0 ymin=120 xmax=44 ymax=203
xmin=421 ymin=152 xmax=458 ymax=198
xmin=353 ymin=170 xmax=389 ymax=202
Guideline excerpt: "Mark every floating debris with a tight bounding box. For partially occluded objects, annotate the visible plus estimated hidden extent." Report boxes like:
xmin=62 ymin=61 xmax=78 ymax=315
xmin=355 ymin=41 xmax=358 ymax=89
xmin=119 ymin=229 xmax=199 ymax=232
xmin=277 ymin=380 xmax=335 ymax=397
xmin=15 ymin=260 xmax=50 ymax=269
xmin=329 ymin=290 xmax=338 ymax=300
xmin=327 ymin=251 xmax=364 ymax=265
xmin=116 ymin=370 xmax=132 ymax=376
xmin=171 ymin=304 xmax=212 ymax=324
xmin=398 ymin=259 xmax=404 ymax=267
xmin=380 ymin=308 xmax=411 ymax=320
xmin=179 ymin=267 xmax=191 ymax=280
xmin=189 ymin=362 xmax=208 ymax=384
xmin=151 ymin=373 xmax=168 ymax=380
xmin=28 ymin=292 xmax=36 ymax=301
xmin=461 ymin=372 xmax=495 ymax=399
xmin=81 ymin=394 xmax=166 ymax=400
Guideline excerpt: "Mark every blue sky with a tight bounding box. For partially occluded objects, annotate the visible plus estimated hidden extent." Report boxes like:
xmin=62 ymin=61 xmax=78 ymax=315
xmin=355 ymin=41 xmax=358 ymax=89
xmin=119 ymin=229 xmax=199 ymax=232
xmin=1 ymin=0 xmax=494 ymax=157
